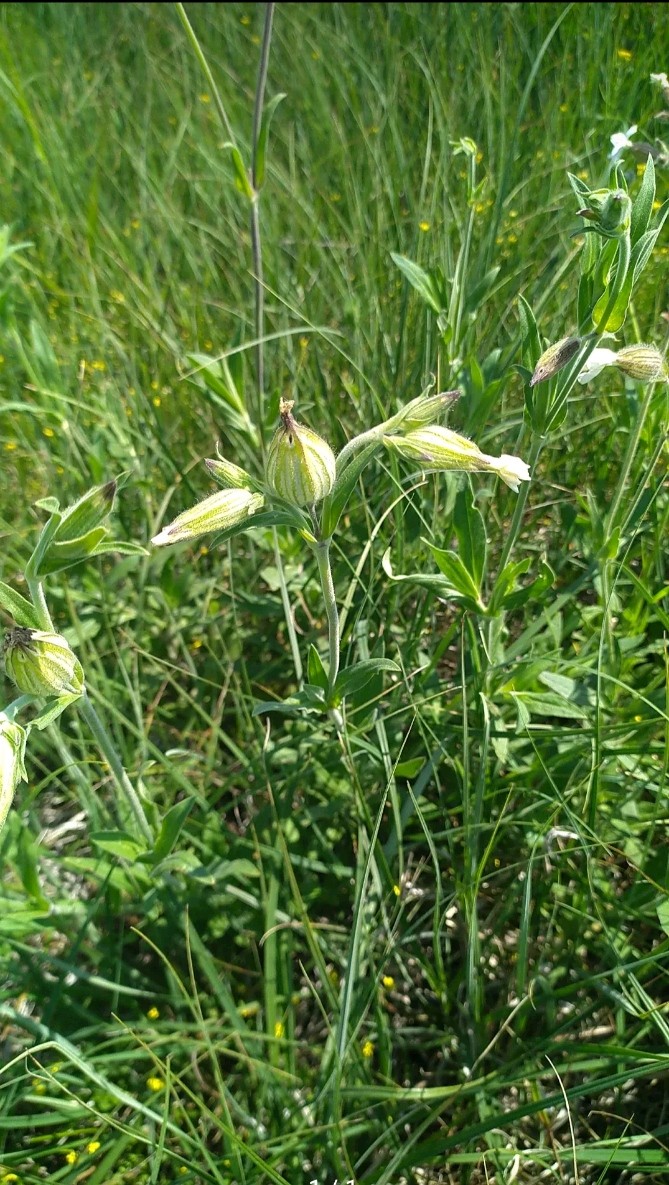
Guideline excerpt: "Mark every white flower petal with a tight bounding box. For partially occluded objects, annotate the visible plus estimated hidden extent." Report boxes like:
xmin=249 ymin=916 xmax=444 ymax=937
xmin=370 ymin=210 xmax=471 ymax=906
xmin=576 ymin=348 xmax=618 ymax=384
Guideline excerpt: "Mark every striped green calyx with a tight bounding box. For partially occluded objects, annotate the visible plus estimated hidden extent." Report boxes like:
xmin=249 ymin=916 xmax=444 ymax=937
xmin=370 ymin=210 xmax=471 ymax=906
xmin=266 ymin=399 xmax=336 ymax=508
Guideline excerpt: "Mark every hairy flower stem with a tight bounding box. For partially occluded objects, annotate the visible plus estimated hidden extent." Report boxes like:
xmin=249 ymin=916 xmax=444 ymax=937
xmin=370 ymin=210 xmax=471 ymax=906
xmin=27 ymin=581 xmax=53 ymax=631
xmin=78 ymin=692 xmax=153 ymax=844
xmin=315 ymin=540 xmax=340 ymax=697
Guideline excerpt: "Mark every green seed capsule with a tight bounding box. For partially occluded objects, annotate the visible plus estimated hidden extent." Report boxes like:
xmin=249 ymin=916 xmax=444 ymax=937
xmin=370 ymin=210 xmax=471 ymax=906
xmin=3 ymin=628 xmax=85 ymax=697
xmin=266 ymin=400 xmax=336 ymax=508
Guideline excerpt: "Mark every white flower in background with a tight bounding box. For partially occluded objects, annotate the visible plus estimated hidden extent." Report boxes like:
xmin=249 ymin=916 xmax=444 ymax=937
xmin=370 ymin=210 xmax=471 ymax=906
xmin=576 ymin=348 xmax=618 ymax=384
xmin=651 ymin=72 xmax=669 ymax=105
xmin=609 ymin=124 xmax=638 ymax=162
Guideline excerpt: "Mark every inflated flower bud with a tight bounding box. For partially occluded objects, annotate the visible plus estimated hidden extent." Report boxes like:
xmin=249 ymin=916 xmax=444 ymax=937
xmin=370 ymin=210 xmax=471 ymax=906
xmin=266 ymin=399 xmax=336 ymax=507
xmin=385 ymin=390 xmax=460 ymax=432
xmin=383 ymin=426 xmax=530 ymax=492
xmin=3 ymin=628 xmax=85 ymax=697
xmin=615 ymin=344 xmax=668 ymax=382
xmin=530 ymin=337 xmax=581 ymax=387
xmin=151 ymin=488 xmax=264 ymax=546
xmin=0 ymin=713 xmax=27 ymax=832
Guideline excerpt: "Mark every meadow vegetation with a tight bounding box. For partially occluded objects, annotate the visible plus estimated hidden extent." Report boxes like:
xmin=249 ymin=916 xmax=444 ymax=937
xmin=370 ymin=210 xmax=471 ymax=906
xmin=1 ymin=3 xmax=669 ymax=1182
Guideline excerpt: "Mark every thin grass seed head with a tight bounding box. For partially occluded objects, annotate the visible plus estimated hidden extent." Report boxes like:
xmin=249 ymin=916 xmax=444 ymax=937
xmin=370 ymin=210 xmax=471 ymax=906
xmin=151 ymin=487 xmax=264 ymax=547
xmin=265 ymin=399 xmax=336 ymax=507
xmin=2 ymin=627 xmax=85 ymax=697
xmin=530 ymin=337 xmax=581 ymax=387
xmin=0 ymin=713 xmax=27 ymax=832
xmin=383 ymin=426 xmax=530 ymax=491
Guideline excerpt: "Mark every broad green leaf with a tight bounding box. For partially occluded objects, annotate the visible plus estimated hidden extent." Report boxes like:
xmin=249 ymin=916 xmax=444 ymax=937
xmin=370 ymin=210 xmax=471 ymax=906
xmin=453 ymin=485 xmax=487 ymax=588
xmin=390 ymin=252 xmax=442 ymax=313
xmin=425 ymin=542 xmax=484 ymax=605
xmin=517 ymin=295 xmax=541 ymax=378
xmin=509 ymin=691 xmax=588 ymax=720
xmin=30 ymin=693 xmax=82 ymax=730
xmin=149 ymin=798 xmax=195 ymax=864
xmin=90 ymin=831 xmax=145 ymax=861
xmin=333 ymin=658 xmax=399 ymax=702
xmin=307 ymin=645 xmax=329 ymax=693
xmin=631 ymin=154 xmax=655 ymax=245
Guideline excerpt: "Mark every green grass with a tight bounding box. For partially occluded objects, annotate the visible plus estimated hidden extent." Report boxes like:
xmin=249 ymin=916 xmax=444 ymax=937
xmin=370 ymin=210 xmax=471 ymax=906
xmin=1 ymin=2 xmax=669 ymax=1182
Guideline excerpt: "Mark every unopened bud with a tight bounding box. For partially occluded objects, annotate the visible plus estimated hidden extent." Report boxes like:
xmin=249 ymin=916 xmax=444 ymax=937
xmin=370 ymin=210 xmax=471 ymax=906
xmin=578 ymin=188 xmax=631 ymax=239
xmin=383 ymin=426 xmax=530 ymax=492
xmin=266 ymin=400 xmax=336 ymax=507
xmin=0 ymin=713 xmax=27 ymax=832
xmin=615 ymin=344 xmax=668 ymax=382
xmin=204 ymin=457 xmax=257 ymax=490
xmin=530 ymin=337 xmax=581 ymax=386
xmin=3 ymin=628 xmax=85 ymax=697
xmin=151 ymin=488 xmax=264 ymax=547
xmin=387 ymin=390 xmax=461 ymax=432
xmin=54 ymin=481 xmax=117 ymax=543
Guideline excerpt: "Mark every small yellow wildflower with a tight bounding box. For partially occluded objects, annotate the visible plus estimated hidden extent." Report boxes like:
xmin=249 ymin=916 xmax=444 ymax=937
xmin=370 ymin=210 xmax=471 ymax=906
xmin=368 ymin=125 xmax=380 ymax=135
xmin=653 ymin=200 xmax=662 ymax=211
xmin=204 ymin=340 xmax=213 ymax=350
xmin=251 ymin=34 xmax=260 ymax=44
xmin=146 ymin=1006 xmax=160 ymax=1020
xmin=393 ymin=884 xmax=401 ymax=897
xmin=110 ymin=289 xmax=125 ymax=303
xmin=92 ymin=359 xmax=106 ymax=372
xmin=150 ymin=380 xmax=159 ymax=390
xmin=191 ymin=638 xmax=203 ymax=650
xmin=299 ymin=336 xmax=309 ymax=350
xmin=32 ymin=1081 xmax=47 ymax=1095
xmin=559 ymin=103 xmax=568 ymax=112
xmin=311 ymin=50 xmax=321 ymax=60
xmin=64 ymin=1151 xmax=78 ymax=1165
xmin=147 ymin=1076 xmax=165 ymax=1092
xmin=274 ymin=1020 xmax=285 ymax=1039
xmin=616 ymin=48 xmax=632 ymax=61
xmin=240 ymin=14 xmax=250 ymax=24
xmin=329 ymin=193 xmax=342 ymax=203
xmin=634 ymin=714 xmax=643 ymax=723
xmin=382 ymin=975 xmax=395 ymax=989
xmin=131 ymin=218 xmax=141 ymax=230
xmin=152 ymin=396 xmax=161 ymax=407
xmin=43 ymin=427 xmax=55 ymax=438
xmin=86 ymin=1141 xmax=101 ymax=1154
xmin=2 ymin=1174 xmax=20 ymax=1182
xmin=4 ymin=442 xmax=17 ymax=451
xmin=418 ymin=220 xmax=431 ymax=232
xmin=362 ymin=1040 xmax=374 ymax=1058
xmin=199 ymin=93 xmax=211 ymax=104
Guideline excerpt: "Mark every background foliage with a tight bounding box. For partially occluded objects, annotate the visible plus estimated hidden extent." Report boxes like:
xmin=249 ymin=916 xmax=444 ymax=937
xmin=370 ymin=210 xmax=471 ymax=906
xmin=1 ymin=3 xmax=669 ymax=1182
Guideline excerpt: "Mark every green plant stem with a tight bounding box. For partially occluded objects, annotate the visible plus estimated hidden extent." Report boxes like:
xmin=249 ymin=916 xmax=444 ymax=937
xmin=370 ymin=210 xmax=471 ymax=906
xmin=250 ymin=2 xmax=274 ymax=442
xmin=315 ymin=540 xmax=340 ymax=696
xmin=272 ymin=528 xmax=303 ymax=685
xmin=495 ymin=432 xmax=544 ymax=576
xmin=27 ymin=581 xmax=53 ymax=631
xmin=78 ymin=692 xmax=153 ymax=844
